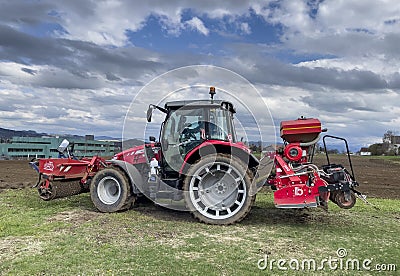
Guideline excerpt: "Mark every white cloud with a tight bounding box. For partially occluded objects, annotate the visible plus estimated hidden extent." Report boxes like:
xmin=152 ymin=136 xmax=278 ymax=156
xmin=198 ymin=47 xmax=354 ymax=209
xmin=239 ymin=22 xmax=251 ymax=34
xmin=49 ymin=1 xmax=262 ymax=45
xmin=262 ymin=0 xmax=400 ymax=63
xmin=265 ymin=0 xmax=400 ymax=37
xmin=185 ymin=17 xmax=209 ymax=36
xmin=267 ymin=1 xmax=313 ymax=33
xmin=296 ymin=57 xmax=400 ymax=77
xmin=0 ymin=61 xmax=139 ymax=137
xmin=317 ymin=0 xmax=400 ymax=34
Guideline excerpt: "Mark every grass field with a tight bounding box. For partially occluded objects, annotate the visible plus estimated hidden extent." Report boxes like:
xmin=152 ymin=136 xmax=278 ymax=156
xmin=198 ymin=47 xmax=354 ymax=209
xmin=0 ymin=189 xmax=399 ymax=275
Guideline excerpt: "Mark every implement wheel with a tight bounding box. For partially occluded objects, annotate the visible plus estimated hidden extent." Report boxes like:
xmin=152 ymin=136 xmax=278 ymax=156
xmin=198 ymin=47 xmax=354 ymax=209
xmin=38 ymin=179 xmax=83 ymax=200
xmin=183 ymin=154 xmax=255 ymax=225
xmin=90 ymin=168 xmax=134 ymax=212
xmin=335 ymin=191 xmax=356 ymax=209
xmin=38 ymin=180 xmax=55 ymax=201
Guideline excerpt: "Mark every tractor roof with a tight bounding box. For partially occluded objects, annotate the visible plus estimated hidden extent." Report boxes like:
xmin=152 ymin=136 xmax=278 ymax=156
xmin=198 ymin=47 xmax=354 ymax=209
xmin=164 ymin=100 xmax=235 ymax=113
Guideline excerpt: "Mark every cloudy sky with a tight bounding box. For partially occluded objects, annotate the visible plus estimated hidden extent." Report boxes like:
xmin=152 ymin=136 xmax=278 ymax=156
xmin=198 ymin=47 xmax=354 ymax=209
xmin=1 ymin=0 xmax=399 ymax=150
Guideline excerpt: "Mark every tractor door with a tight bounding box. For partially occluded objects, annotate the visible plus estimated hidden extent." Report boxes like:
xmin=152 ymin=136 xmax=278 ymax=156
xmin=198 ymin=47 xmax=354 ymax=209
xmin=160 ymin=107 xmax=206 ymax=176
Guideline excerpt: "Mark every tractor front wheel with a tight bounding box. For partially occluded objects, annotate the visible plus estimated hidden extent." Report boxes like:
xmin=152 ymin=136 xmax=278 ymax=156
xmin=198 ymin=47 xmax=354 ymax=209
xmin=183 ymin=154 xmax=255 ymax=225
xmin=90 ymin=168 xmax=134 ymax=212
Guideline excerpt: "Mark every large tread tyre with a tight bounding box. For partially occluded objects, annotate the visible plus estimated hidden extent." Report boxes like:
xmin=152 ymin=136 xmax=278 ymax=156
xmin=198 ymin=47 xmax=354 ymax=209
xmin=90 ymin=167 xmax=135 ymax=213
xmin=183 ymin=154 xmax=256 ymax=225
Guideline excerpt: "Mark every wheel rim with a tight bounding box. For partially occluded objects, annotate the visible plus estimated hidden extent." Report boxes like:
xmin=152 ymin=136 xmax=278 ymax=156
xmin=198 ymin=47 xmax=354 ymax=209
xmin=336 ymin=192 xmax=354 ymax=207
xmin=189 ymin=162 xmax=247 ymax=220
xmin=97 ymin=176 xmax=121 ymax=205
xmin=38 ymin=182 xmax=54 ymax=200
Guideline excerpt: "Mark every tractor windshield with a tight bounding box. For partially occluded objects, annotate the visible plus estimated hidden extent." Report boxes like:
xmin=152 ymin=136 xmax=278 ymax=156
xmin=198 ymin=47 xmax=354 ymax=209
xmin=163 ymin=106 xmax=234 ymax=147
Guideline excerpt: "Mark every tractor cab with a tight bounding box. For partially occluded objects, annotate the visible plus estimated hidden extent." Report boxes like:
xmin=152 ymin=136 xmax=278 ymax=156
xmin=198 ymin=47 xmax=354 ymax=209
xmin=146 ymin=87 xmax=239 ymax=179
xmin=157 ymin=100 xmax=236 ymax=176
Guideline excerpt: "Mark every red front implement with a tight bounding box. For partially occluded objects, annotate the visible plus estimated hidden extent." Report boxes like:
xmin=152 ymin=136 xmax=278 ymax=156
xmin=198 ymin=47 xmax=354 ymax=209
xmin=267 ymin=117 xmax=357 ymax=210
xmin=31 ymin=152 xmax=107 ymax=201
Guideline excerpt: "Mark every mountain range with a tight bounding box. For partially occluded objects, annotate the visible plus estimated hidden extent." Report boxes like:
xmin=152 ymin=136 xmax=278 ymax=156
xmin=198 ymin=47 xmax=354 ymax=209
xmin=0 ymin=127 xmax=144 ymax=148
xmin=0 ymin=128 xmax=48 ymax=139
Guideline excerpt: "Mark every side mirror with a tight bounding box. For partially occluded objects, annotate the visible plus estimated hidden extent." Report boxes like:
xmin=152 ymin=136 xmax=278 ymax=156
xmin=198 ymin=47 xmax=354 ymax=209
xmin=147 ymin=105 xmax=154 ymax=122
xmin=57 ymin=139 xmax=70 ymax=153
xmin=149 ymin=136 xmax=156 ymax=142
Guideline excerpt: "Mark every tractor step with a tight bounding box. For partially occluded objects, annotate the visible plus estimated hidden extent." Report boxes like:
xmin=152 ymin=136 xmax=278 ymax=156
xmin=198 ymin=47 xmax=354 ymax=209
xmin=155 ymin=190 xmax=183 ymax=200
xmin=147 ymin=176 xmax=183 ymax=201
xmin=161 ymin=178 xmax=180 ymax=188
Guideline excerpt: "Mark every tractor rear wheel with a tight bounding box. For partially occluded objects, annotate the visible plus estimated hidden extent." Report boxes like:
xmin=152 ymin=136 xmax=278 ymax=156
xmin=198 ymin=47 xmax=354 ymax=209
xmin=90 ymin=167 xmax=135 ymax=212
xmin=183 ymin=154 xmax=255 ymax=225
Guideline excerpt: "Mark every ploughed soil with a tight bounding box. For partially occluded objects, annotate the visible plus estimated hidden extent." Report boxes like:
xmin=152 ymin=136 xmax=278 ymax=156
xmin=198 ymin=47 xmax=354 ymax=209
xmin=0 ymin=156 xmax=399 ymax=199
xmin=312 ymin=155 xmax=400 ymax=200
xmin=0 ymin=160 xmax=38 ymax=190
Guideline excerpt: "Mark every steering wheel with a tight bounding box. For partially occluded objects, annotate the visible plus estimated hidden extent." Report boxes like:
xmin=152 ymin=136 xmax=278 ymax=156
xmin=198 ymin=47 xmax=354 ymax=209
xmin=181 ymin=122 xmax=199 ymax=140
xmin=184 ymin=126 xmax=197 ymax=139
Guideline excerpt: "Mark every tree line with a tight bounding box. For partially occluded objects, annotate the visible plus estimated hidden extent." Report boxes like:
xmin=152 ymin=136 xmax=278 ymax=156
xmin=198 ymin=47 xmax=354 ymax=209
xmin=368 ymin=130 xmax=399 ymax=155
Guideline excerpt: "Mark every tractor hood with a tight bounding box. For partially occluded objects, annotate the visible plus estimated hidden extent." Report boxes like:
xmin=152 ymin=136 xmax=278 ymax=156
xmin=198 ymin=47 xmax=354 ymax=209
xmin=112 ymin=144 xmax=153 ymax=164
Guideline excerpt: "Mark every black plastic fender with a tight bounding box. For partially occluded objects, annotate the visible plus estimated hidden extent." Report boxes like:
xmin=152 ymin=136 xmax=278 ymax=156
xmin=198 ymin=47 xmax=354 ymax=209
xmin=107 ymin=160 xmax=144 ymax=194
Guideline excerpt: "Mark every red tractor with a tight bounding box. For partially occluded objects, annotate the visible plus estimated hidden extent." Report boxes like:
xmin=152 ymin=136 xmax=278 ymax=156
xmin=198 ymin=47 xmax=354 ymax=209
xmin=31 ymin=87 xmax=362 ymax=224
xmin=90 ymin=88 xmax=259 ymax=224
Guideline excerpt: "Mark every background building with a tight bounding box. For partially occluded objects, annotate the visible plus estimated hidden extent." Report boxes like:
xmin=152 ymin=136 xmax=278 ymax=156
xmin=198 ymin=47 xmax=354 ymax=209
xmin=390 ymin=136 xmax=400 ymax=155
xmin=0 ymin=135 xmax=115 ymax=159
xmin=359 ymin=147 xmax=372 ymax=156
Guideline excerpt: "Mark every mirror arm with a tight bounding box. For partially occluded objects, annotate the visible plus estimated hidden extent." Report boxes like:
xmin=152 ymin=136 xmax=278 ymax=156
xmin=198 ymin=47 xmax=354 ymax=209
xmin=151 ymin=104 xmax=167 ymax=114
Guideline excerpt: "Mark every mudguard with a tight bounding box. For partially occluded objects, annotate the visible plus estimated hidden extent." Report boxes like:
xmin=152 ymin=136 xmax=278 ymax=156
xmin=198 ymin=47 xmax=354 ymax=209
xmin=180 ymin=141 xmax=259 ymax=174
xmin=107 ymin=160 xmax=144 ymax=194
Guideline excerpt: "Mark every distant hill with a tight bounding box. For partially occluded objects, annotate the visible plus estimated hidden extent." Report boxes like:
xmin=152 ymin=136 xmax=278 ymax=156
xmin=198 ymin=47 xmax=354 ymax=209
xmin=0 ymin=127 xmax=89 ymax=142
xmin=0 ymin=128 xmax=47 ymax=139
xmin=0 ymin=128 xmax=145 ymax=150
xmin=95 ymin=136 xmax=122 ymax=141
